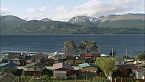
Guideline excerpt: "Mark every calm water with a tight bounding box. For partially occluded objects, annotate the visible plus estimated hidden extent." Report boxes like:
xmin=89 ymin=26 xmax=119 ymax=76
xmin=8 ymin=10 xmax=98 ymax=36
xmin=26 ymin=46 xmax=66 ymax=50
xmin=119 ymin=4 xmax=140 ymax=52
xmin=0 ymin=34 xmax=144 ymax=56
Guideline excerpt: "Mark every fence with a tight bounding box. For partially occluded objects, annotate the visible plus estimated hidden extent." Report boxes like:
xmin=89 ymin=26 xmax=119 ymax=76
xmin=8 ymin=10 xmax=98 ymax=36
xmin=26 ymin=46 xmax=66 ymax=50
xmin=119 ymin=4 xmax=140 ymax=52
xmin=112 ymin=77 xmax=145 ymax=82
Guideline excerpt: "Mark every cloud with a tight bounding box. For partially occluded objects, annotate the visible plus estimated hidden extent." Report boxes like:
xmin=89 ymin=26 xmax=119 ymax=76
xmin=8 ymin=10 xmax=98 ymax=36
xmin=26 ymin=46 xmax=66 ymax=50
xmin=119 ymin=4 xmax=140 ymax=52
xmin=24 ymin=0 xmax=144 ymax=21
xmin=52 ymin=0 xmax=102 ymax=20
xmin=0 ymin=8 xmax=11 ymax=15
xmin=53 ymin=0 xmax=144 ymax=21
xmin=25 ymin=6 xmax=51 ymax=20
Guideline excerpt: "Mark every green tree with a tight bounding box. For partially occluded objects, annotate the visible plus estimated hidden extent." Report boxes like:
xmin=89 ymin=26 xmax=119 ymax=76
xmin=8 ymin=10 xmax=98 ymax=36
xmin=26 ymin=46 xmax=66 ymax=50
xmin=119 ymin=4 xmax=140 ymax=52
xmin=79 ymin=40 xmax=98 ymax=53
xmin=12 ymin=69 xmax=23 ymax=77
xmin=96 ymin=57 xmax=115 ymax=81
xmin=64 ymin=40 xmax=77 ymax=57
xmin=137 ymin=52 xmax=145 ymax=61
xmin=12 ymin=69 xmax=23 ymax=82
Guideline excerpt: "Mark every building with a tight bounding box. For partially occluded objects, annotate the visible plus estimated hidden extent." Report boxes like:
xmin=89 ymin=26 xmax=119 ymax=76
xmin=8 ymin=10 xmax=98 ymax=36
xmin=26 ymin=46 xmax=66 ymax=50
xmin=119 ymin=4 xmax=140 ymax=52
xmin=65 ymin=59 xmax=85 ymax=66
xmin=80 ymin=53 xmax=100 ymax=59
xmin=24 ymin=63 xmax=43 ymax=76
xmin=10 ymin=58 xmax=20 ymax=65
xmin=0 ymin=62 xmax=17 ymax=68
xmin=7 ymin=52 xmax=21 ymax=60
xmin=31 ymin=53 xmax=48 ymax=63
xmin=79 ymin=63 xmax=98 ymax=73
xmin=53 ymin=63 xmax=75 ymax=79
xmin=79 ymin=63 xmax=98 ymax=79
xmin=131 ymin=66 xmax=145 ymax=79
xmin=116 ymin=64 xmax=145 ymax=79
xmin=48 ymin=52 xmax=65 ymax=63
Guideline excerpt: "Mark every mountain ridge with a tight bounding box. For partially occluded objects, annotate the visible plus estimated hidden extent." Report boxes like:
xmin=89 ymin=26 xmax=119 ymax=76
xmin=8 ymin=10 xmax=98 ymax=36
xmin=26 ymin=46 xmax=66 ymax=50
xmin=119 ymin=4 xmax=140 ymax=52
xmin=0 ymin=13 xmax=144 ymax=35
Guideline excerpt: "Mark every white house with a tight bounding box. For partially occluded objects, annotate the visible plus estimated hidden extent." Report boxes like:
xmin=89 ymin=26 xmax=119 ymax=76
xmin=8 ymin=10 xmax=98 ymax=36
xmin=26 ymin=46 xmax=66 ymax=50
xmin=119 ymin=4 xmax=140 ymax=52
xmin=132 ymin=67 xmax=145 ymax=79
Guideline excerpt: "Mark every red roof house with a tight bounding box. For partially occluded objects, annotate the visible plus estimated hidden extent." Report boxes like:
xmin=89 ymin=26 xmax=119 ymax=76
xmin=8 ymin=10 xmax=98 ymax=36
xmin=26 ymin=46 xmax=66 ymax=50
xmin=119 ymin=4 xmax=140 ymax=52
xmin=80 ymin=53 xmax=100 ymax=59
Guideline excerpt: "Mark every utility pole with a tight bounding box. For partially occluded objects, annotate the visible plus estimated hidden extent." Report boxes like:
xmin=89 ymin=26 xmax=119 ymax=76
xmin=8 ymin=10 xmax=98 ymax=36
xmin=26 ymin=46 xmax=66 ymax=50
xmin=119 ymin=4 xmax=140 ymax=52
xmin=126 ymin=48 xmax=128 ymax=59
xmin=98 ymin=47 xmax=101 ymax=54
xmin=112 ymin=48 xmax=114 ymax=56
xmin=130 ymin=50 xmax=133 ymax=56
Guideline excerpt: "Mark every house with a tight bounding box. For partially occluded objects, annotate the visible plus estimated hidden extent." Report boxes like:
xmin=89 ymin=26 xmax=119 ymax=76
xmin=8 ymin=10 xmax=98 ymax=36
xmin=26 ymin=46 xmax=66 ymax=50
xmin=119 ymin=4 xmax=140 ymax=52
xmin=80 ymin=53 xmax=100 ymax=59
xmin=116 ymin=64 xmax=145 ymax=79
xmin=24 ymin=63 xmax=43 ymax=76
xmin=114 ymin=65 xmax=132 ymax=77
xmin=53 ymin=63 xmax=76 ymax=79
xmin=0 ymin=62 xmax=17 ymax=73
xmin=79 ymin=63 xmax=98 ymax=73
xmin=45 ymin=59 xmax=55 ymax=66
xmin=0 ymin=55 xmax=5 ymax=63
xmin=31 ymin=53 xmax=48 ymax=63
xmin=130 ymin=65 xmax=145 ymax=79
xmin=85 ymin=58 xmax=96 ymax=64
xmin=25 ymin=59 xmax=33 ymax=64
xmin=10 ymin=58 xmax=20 ymax=65
xmin=115 ymin=57 xmax=125 ymax=65
xmin=134 ymin=60 xmax=145 ymax=65
xmin=65 ymin=59 xmax=85 ymax=66
xmin=48 ymin=52 xmax=66 ymax=63
xmin=7 ymin=52 xmax=21 ymax=59
xmin=79 ymin=63 xmax=98 ymax=79
xmin=0 ymin=62 xmax=17 ymax=68
xmin=19 ymin=60 xmax=26 ymax=66
xmin=74 ymin=59 xmax=85 ymax=66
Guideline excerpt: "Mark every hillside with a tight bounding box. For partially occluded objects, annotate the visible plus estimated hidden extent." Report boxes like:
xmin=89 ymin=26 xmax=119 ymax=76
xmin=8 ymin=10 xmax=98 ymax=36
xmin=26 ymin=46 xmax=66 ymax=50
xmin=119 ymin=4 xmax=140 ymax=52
xmin=0 ymin=14 xmax=144 ymax=35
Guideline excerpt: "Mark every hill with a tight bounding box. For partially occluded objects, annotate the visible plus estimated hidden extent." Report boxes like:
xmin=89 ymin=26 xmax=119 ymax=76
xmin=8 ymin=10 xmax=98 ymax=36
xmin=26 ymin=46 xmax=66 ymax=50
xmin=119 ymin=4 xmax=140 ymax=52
xmin=0 ymin=14 xmax=144 ymax=35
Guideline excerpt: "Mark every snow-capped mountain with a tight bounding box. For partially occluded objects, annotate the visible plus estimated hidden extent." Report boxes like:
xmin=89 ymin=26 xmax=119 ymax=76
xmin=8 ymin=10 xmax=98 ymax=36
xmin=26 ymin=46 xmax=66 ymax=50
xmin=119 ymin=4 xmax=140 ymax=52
xmin=1 ymin=13 xmax=144 ymax=35
xmin=68 ymin=16 xmax=99 ymax=27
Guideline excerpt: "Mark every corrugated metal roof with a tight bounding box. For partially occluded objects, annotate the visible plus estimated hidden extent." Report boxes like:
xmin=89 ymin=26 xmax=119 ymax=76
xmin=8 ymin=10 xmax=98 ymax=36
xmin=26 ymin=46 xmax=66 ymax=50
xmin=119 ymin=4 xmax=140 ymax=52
xmin=53 ymin=63 xmax=74 ymax=70
xmin=0 ymin=62 xmax=17 ymax=68
xmin=79 ymin=63 xmax=97 ymax=68
xmin=79 ymin=63 xmax=90 ymax=68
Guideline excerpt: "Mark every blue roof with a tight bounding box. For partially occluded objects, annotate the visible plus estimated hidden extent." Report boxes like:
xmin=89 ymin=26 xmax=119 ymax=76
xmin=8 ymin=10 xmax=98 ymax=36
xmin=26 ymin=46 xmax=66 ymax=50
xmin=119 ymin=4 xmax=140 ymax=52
xmin=0 ymin=63 xmax=9 ymax=67
xmin=79 ymin=63 xmax=90 ymax=68
xmin=0 ymin=62 xmax=17 ymax=68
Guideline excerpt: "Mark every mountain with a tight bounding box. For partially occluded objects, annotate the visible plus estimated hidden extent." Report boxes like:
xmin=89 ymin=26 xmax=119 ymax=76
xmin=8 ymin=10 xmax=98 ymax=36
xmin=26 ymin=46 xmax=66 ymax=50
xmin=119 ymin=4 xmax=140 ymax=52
xmin=100 ymin=13 xmax=144 ymax=22
xmin=40 ymin=18 xmax=52 ymax=22
xmin=97 ymin=14 xmax=144 ymax=29
xmin=68 ymin=14 xmax=144 ymax=27
xmin=0 ymin=13 xmax=144 ymax=35
xmin=0 ymin=16 xmax=87 ymax=35
xmin=1 ymin=15 xmax=26 ymax=22
xmin=68 ymin=16 xmax=99 ymax=27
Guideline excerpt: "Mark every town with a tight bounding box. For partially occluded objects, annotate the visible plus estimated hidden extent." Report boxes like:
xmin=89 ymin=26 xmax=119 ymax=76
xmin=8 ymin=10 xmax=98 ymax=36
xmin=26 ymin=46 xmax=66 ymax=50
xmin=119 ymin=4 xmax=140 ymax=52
xmin=0 ymin=40 xmax=145 ymax=82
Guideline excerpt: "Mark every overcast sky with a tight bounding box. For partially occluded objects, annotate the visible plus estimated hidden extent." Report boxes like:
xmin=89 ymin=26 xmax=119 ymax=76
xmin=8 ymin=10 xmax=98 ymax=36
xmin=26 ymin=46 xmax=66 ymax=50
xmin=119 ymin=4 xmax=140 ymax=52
xmin=1 ymin=0 xmax=144 ymax=21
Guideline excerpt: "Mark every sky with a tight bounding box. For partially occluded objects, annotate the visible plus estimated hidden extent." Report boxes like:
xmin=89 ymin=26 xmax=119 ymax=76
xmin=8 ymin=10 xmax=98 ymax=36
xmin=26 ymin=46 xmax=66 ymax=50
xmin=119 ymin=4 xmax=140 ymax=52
xmin=1 ymin=0 xmax=144 ymax=21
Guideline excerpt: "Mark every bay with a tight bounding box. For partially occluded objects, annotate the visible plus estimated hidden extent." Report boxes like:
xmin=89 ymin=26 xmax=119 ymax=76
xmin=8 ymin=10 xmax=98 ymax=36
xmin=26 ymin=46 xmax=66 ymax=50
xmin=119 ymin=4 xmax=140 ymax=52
xmin=0 ymin=34 xmax=144 ymax=56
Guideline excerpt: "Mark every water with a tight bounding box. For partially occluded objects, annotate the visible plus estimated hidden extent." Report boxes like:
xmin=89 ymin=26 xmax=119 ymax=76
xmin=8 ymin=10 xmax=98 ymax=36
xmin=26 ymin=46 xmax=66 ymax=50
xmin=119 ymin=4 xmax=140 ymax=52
xmin=0 ymin=34 xmax=144 ymax=56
